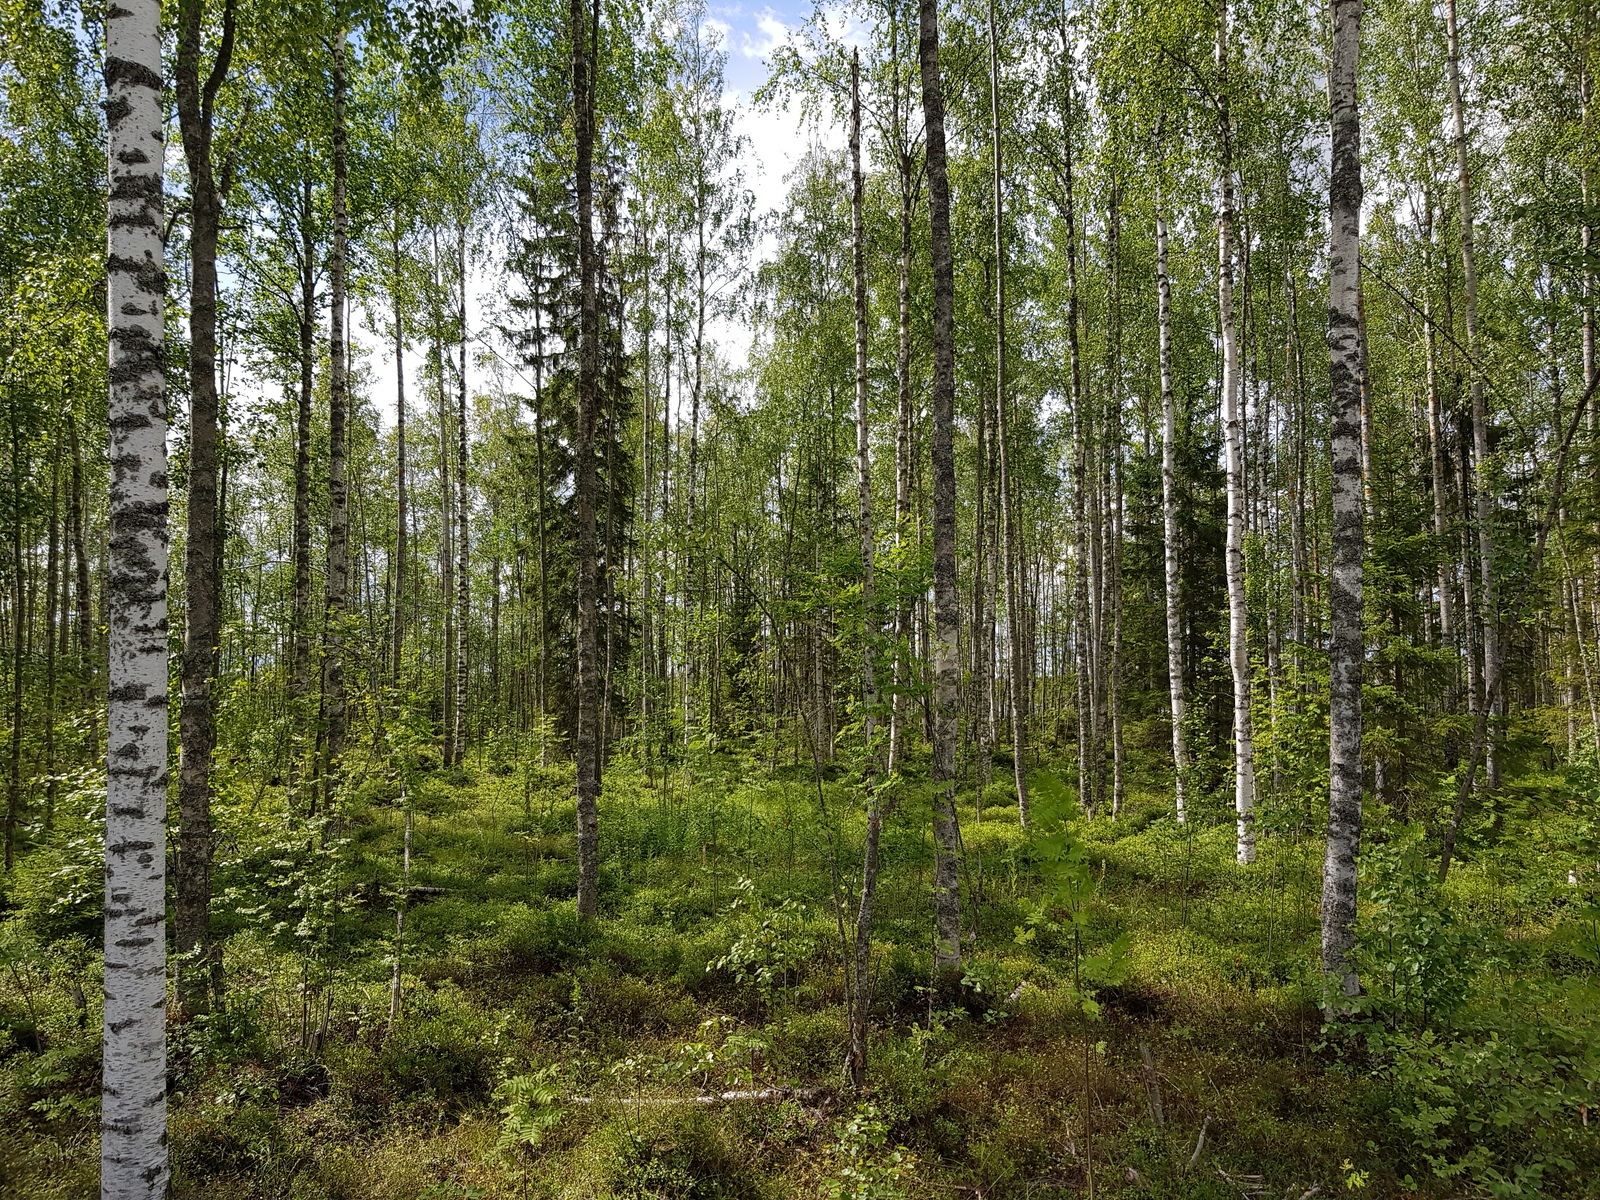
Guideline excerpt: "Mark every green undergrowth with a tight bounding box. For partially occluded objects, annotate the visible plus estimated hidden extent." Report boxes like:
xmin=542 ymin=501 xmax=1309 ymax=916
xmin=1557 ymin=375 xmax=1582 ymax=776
xmin=1 ymin=752 xmax=1597 ymax=1198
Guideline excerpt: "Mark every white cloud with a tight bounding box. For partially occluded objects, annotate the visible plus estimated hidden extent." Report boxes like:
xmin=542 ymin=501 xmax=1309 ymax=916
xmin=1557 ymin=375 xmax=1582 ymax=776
xmin=736 ymin=7 xmax=789 ymax=59
xmin=819 ymin=6 xmax=868 ymax=50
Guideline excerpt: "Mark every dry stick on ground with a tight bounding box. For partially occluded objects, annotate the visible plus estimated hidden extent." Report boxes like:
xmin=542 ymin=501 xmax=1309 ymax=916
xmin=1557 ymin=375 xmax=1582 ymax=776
xmin=1138 ymin=1041 xmax=1165 ymax=1129
xmin=1188 ymin=1114 xmax=1212 ymax=1169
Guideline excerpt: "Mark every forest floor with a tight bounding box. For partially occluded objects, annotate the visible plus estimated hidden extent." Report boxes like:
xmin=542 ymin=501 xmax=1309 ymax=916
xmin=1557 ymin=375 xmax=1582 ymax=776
xmin=1 ymin=748 xmax=1597 ymax=1199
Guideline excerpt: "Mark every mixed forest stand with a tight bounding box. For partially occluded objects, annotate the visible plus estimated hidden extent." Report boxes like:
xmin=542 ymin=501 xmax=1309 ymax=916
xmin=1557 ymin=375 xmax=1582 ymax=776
xmin=0 ymin=0 xmax=1599 ymax=1196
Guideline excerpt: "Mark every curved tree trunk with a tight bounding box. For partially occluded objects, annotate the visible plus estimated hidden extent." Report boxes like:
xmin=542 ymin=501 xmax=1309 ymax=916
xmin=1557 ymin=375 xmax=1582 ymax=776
xmin=102 ymin=0 xmax=170 ymax=1188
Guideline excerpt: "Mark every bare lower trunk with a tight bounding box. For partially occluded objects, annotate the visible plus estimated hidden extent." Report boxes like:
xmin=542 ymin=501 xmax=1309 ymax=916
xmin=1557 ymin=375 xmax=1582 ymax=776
xmin=44 ymin=446 xmax=59 ymax=832
xmin=1322 ymin=0 xmax=1365 ymax=1007
xmin=322 ymin=29 xmax=350 ymax=811
xmin=572 ymin=0 xmax=602 ymax=919
xmin=1156 ymin=206 xmax=1189 ymax=822
xmin=920 ymin=0 xmax=962 ymax=971
xmin=174 ymin=0 xmax=234 ymax=1019
xmin=1446 ymin=0 xmax=1500 ymax=792
xmin=988 ymin=0 xmax=1027 ymax=825
xmin=67 ymin=411 xmax=94 ymax=685
xmin=392 ymin=242 xmax=409 ymax=692
xmin=888 ymin=65 xmax=915 ymax=775
xmin=288 ymin=178 xmax=315 ymax=808
xmin=1217 ymin=2 xmax=1256 ymax=864
xmin=1053 ymin=28 xmax=1089 ymax=818
xmin=1104 ymin=176 xmax=1124 ymax=818
xmin=1563 ymin=555 xmax=1600 ymax=760
xmin=102 ymin=1 xmax=170 ymax=1189
xmin=847 ymin=54 xmax=882 ymax=1089
xmin=455 ymin=228 xmax=470 ymax=764
xmin=1422 ymin=201 xmax=1454 ymax=651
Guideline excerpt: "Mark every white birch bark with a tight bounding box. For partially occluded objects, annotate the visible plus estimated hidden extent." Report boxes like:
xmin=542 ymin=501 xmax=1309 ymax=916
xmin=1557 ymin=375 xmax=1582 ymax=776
xmin=989 ymin=0 xmax=1028 ymax=825
xmin=103 ymin=0 xmax=170 ymax=1191
xmin=847 ymin=50 xmax=883 ymax=1088
xmin=1216 ymin=1 xmax=1256 ymax=864
xmin=1156 ymin=205 xmax=1189 ymax=823
xmin=1422 ymin=202 xmax=1454 ymax=651
xmin=920 ymin=0 xmax=963 ymax=970
xmin=1322 ymin=0 xmax=1365 ymax=1006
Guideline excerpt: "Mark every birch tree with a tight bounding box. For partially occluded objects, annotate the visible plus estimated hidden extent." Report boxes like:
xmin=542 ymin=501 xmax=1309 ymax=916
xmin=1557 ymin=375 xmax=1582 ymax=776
xmin=321 ymin=26 xmax=351 ymax=809
xmin=1215 ymin=0 xmax=1256 ymax=864
xmin=1323 ymin=0 xmax=1364 ymax=1006
xmin=919 ymin=0 xmax=962 ymax=970
xmin=988 ymin=0 xmax=1028 ymax=825
xmin=102 ymin=0 xmax=170 ymax=1189
xmin=1156 ymin=200 xmax=1189 ymax=822
xmin=847 ymin=48 xmax=883 ymax=1089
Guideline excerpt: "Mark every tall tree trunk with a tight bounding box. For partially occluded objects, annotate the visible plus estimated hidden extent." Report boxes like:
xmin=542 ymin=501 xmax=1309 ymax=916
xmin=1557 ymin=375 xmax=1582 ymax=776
xmin=1287 ymin=270 xmax=1308 ymax=690
xmin=847 ymin=51 xmax=883 ymax=1090
xmin=988 ymin=0 xmax=1028 ymax=825
xmin=972 ymin=354 xmax=991 ymax=795
xmin=1445 ymin=0 xmax=1501 ymax=794
xmin=533 ymin=265 xmax=550 ymax=764
xmin=638 ymin=224 xmax=655 ymax=780
xmin=919 ymin=0 xmax=962 ymax=972
xmin=174 ymin=0 xmax=234 ymax=1019
xmin=1422 ymin=199 xmax=1455 ymax=652
xmin=102 ymin=0 xmax=170 ymax=1187
xmin=888 ymin=100 xmax=916 ymax=777
xmin=1052 ymin=25 xmax=1090 ymax=817
xmin=67 ymin=410 xmax=93 ymax=686
xmin=1156 ymin=204 xmax=1189 ymax=822
xmin=392 ymin=232 xmax=409 ymax=695
xmin=571 ymin=0 xmax=603 ymax=919
xmin=6 ymin=412 xmax=22 ymax=869
xmin=44 ymin=440 xmax=59 ymax=831
xmin=322 ymin=27 xmax=350 ymax=809
xmin=289 ymin=177 xmax=315 ymax=808
xmin=1104 ymin=173 xmax=1125 ymax=818
xmin=1322 ymin=0 xmax=1365 ymax=1007
xmin=455 ymin=228 xmax=471 ymax=765
xmin=435 ymin=237 xmax=455 ymax=768
xmin=1217 ymin=0 xmax=1256 ymax=864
